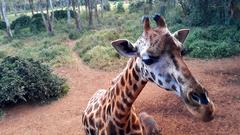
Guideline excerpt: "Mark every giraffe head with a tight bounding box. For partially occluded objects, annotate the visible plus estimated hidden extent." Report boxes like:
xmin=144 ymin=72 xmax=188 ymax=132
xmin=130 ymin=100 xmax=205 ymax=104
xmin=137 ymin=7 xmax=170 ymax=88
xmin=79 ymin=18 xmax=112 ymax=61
xmin=111 ymin=15 xmax=215 ymax=122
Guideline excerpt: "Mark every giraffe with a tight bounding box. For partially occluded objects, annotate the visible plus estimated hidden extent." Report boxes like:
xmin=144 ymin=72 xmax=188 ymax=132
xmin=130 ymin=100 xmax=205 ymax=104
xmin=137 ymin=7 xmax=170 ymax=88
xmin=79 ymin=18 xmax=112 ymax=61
xmin=82 ymin=14 xmax=215 ymax=135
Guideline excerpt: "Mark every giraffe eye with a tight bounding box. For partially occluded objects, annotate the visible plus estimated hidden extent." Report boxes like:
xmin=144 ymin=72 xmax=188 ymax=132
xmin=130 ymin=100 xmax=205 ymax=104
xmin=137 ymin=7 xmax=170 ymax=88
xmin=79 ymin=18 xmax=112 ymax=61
xmin=142 ymin=56 xmax=159 ymax=65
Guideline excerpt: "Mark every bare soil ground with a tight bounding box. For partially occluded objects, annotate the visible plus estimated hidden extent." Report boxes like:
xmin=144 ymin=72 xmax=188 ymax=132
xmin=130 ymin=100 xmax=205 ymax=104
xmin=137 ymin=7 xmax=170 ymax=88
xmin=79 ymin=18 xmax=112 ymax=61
xmin=0 ymin=40 xmax=240 ymax=135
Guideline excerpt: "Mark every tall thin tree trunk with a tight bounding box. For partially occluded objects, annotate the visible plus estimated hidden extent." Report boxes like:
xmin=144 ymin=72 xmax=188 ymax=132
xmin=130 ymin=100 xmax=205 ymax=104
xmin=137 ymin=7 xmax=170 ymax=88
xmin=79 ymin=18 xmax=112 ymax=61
xmin=12 ymin=2 xmax=17 ymax=16
xmin=85 ymin=0 xmax=88 ymax=18
xmin=39 ymin=0 xmax=54 ymax=35
xmin=24 ymin=0 xmax=28 ymax=14
xmin=67 ymin=0 xmax=71 ymax=25
xmin=46 ymin=0 xmax=54 ymax=35
xmin=0 ymin=0 xmax=13 ymax=38
xmin=29 ymin=0 xmax=34 ymax=16
xmin=94 ymin=0 xmax=99 ymax=23
xmin=88 ymin=0 xmax=93 ymax=27
xmin=72 ymin=0 xmax=81 ymax=32
xmin=49 ymin=0 xmax=54 ymax=21
xmin=100 ymin=0 xmax=104 ymax=17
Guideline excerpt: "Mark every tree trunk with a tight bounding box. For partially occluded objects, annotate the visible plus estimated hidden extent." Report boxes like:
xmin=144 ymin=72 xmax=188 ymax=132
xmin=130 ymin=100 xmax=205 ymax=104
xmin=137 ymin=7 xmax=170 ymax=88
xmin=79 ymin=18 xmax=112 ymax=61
xmin=46 ymin=0 xmax=54 ymax=35
xmin=85 ymin=0 xmax=88 ymax=18
xmin=88 ymin=0 xmax=93 ymax=27
xmin=49 ymin=0 xmax=54 ymax=21
xmin=72 ymin=0 xmax=82 ymax=32
xmin=100 ymin=0 xmax=103 ymax=17
xmin=94 ymin=0 xmax=100 ymax=23
xmin=39 ymin=0 xmax=54 ymax=35
xmin=0 ymin=0 xmax=13 ymax=38
xmin=67 ymin=0 xmax=71 ymax=25
xmin=12 ymin=2 xmax=17 ymax=16
xmin=29 ymin=0 xmax=34 ymax=16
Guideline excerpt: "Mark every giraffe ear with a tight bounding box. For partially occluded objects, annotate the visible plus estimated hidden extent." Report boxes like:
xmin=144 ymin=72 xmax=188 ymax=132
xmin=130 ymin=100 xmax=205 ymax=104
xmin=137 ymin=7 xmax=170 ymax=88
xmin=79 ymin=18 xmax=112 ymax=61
xmin=111 ymin=39 xmax=138 ymax=57
xmin=173 ymin=29 xmax=190 ymax=44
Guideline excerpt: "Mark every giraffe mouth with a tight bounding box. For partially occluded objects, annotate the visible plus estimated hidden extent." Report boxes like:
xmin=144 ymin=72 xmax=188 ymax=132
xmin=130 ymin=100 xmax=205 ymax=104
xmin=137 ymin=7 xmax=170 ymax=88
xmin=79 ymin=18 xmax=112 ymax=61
xmin=184 ymin=95 xmax=215 ymax=122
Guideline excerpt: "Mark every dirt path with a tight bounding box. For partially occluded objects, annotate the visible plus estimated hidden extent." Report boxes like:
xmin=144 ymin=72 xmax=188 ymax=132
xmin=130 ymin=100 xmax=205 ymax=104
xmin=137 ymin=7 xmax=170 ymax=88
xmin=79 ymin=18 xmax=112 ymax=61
xmin=0 ymin=40 xmax=240 ymax=135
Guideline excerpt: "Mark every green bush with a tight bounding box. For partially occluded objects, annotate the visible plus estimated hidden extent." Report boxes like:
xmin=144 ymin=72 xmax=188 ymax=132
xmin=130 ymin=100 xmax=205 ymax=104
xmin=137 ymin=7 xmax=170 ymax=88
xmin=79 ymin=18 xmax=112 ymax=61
xmin=82 ymin=45 xmax=118 ymax=68
xmin=69 ymin=31 xmax=80 ymax=40
xmin=0 ymin=21 xmax=6 ymax=30
xmin=116 ymin=2 xmax=125 ymax=13
xmin=129 ymin=0 xmax=145 ymax=13
xmin=10 ymin=15 xmax=31 ymax=30
xmin=0 ymin=56 xmax=69 ymax=107
xmin=104 ymin=2 xmax=111 ymax=11
xmin=32 ymin=13 xmax=46 ymax=20
xmin=0 ymin=51 xmax=6 ymax=59
xmin=30 ymin=17 xmax=45 ymax=33
xmin=53 ymin=10 xmax=75 ymax=20
xmin=187 ymin=40 xmax=240 ymax=58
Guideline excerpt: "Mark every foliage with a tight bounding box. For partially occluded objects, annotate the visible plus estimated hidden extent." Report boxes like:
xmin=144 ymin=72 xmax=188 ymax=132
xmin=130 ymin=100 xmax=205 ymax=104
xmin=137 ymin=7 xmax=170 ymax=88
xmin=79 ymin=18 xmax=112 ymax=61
xmin=30 ymin=17 xmax=45 ymax=33
xmin=104 ymin=2 xmax=111 ymax=11
xmin=31 ymin=13 xmax=46 ymax=20
xmin=68 ymin=31 xmax=80 ymax=40
xmin=0 ymin=56 xmax=69 ymax=107
xmin=116 ymin=2 xmax=125 ymax=13
xmin=185 ymin=26 xmax=240 ymax=58
xmin=53 ymin=10 xmax=75 ymax=20
xmin=0 ymin=21 xmax=6 ymax=30
xmin=128 ymin=0 xmax=145 ymax=13
xmin=10 ymin=15 xmax=31 ymax=30
xmin=178 ymin=0 xmax=234 ymax=26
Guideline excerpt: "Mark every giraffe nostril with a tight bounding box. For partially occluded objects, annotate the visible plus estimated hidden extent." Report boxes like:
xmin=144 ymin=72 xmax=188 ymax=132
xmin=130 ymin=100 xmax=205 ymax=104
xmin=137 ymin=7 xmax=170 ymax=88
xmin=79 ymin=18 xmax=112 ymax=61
xmin=190 ymin=93 xmax=201 ymax=104
xmin=190 ymin=92 xmax=209 ymax=105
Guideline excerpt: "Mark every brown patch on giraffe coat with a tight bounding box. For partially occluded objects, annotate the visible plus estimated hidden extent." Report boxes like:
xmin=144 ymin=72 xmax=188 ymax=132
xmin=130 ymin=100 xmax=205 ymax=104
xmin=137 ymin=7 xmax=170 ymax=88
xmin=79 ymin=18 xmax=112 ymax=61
xmin=114 ymin=118 xmax=126 ymax=128
xmin=116 ymin=101 xmax=125 ymax=112
xmin=120 ymin=77 xmax=125 ymax=86
xmin=116 ymin=85 xmax=120 ymax=95
xmin=88 ymin=113 xmax=95 ymax=128
xmin=133 ymin=84 xmax=138 ymax=91
xmin=129 ymin=74 xmax=133 ymax=85
xmin=132 ymin=69 xmax=139 ymax=81
xmin=108 ymin=120 xmax=117 ymax=135
xmin=115 ymin=110 xmax=126 ymax=120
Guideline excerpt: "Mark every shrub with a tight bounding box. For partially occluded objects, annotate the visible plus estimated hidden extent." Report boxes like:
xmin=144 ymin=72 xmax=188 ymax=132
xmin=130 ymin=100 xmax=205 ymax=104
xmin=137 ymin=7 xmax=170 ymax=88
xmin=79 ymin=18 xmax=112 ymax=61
xmin=0 ymin=51 xmax=6 ymax=59
xmin=0 ymin=56 xmax=69 ymax=107
xmin=82 ymin=45 xmax=118 ymax=69
xmin=30 ymin=17 xmax=45 ymax=33
xmin=10 ymin=15 xmax=31 ymax=30
xmin=53 ymin=10 xmax=75 ymax=20
xmin=69 ymin=31 xmax=80 ymax=40
xmin=187 ymin=40 xmax=240 ymax=58
xmin=104 ymin=2 xmax=111 ymax=11
xmin=116 ymin=2 xmax=125 ymax=13
xmin=129 ymin=0 xmax=145 ymax=13
xmin=32 ymin=13 xmax=46 ymax=20
xmin=0 ymin=21 xmax=6 ymax=30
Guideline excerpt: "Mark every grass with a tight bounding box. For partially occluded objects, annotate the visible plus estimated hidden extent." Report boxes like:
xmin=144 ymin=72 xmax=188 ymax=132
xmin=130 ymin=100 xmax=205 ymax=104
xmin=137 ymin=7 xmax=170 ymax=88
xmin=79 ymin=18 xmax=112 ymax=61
xmin=0 ymin=21 xmax=74 ymax=67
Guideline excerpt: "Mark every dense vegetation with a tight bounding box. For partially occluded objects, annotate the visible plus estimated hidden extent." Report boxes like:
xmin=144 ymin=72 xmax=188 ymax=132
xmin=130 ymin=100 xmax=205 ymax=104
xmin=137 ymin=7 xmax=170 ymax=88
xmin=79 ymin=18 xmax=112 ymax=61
xmin=0 ymin=56 xmax=69 ymax=107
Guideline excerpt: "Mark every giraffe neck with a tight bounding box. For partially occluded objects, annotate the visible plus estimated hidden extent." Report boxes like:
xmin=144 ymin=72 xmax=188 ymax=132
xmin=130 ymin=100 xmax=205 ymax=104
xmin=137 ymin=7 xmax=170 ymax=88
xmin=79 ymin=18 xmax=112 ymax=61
xmin=108 ymin=58 xmax=147 ymax=122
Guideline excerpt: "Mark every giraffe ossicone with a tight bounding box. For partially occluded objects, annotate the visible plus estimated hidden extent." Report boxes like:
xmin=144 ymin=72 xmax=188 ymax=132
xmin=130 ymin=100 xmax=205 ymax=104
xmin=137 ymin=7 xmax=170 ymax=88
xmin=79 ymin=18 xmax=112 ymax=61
xmin=82 ymin=14 xmax=215 ymax=135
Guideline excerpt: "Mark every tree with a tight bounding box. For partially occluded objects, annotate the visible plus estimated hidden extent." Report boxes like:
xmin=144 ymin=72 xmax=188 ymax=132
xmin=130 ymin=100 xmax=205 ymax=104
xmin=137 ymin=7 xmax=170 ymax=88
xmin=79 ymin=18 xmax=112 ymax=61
xmin=72 ymin=0 xmax=82 ymax=31
xmin=94 ymin=0 xmax=99 ymax=23
xmin=67 ymin=0 xmax=71 ymax=25
xmin=0 ymin=0 xmax=13 ymax=38
xmin=39 ymin=0 xmax=54 ymax=35
xmin=29 ymin=0 xmax=34 ymax=16
xmin=87 ymin=0 xmax=93 ymax=27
